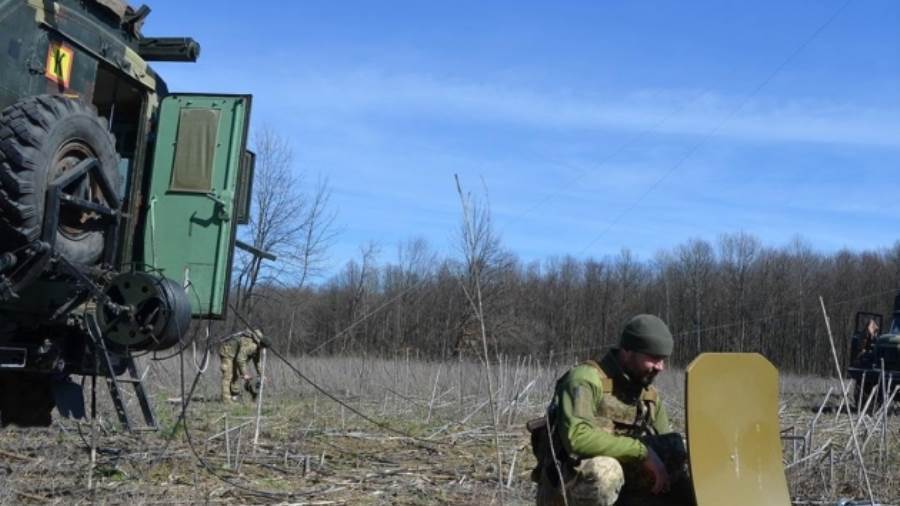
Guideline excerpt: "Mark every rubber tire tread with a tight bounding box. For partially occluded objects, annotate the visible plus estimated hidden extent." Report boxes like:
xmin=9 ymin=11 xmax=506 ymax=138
xmin=0 ymin=95 xmax=119 ymax=264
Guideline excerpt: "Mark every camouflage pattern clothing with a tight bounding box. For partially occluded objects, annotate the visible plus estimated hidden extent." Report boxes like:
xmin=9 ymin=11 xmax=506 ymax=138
xmin=536 ymin=455 xmax=624 ymax=506
xmin=533 ymin=350 xmax=693 ymax=506
xmin=219 ymin=331 xmax=262 ymax=402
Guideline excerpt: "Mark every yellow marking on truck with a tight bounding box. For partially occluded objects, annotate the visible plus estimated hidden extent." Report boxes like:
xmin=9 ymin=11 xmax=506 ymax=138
xmin=44 ymin=42 xmax=74 ymax=88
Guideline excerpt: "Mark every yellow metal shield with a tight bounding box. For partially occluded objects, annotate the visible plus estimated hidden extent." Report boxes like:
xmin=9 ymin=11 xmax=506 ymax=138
xmin=686 ymin=353 xmax=790 ymax=506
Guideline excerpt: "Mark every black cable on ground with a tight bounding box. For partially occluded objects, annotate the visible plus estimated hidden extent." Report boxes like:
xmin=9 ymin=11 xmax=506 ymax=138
xmin=169 ymin=323 xmax=301 ymax=501
xmin=227 ymin=302 xmax=444 ymax=452
xmin=144 ymin=300 xmax=450 ymax=501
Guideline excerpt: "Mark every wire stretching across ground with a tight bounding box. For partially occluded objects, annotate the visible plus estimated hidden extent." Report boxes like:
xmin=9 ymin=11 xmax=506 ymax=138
xmin=229 ymin=301 xmax=443 ymax=451
xmin=144 ymin=303 xmax=448 ymax=500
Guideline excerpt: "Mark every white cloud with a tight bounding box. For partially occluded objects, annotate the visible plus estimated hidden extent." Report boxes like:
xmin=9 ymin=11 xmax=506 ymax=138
xmin=266 ymin=69 xmax=900 ymax=148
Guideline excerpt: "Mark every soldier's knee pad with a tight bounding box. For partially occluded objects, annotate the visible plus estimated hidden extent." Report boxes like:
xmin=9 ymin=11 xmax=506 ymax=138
xmin=568 ymin=456 xmax=624 ymax=506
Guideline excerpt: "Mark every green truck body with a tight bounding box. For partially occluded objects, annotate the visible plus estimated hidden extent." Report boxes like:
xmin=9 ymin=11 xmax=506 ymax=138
xmin=847 ymin=293 xmax=900 ymax=406
xmin=0 ymin=0 xmax=254 ymax=426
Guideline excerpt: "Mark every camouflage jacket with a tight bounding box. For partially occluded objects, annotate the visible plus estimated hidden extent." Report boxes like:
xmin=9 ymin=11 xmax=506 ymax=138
xmin=551 ymin=350 xmax=671 ymax=463
xmin=219 ymin=332 xmax=261 ymax=377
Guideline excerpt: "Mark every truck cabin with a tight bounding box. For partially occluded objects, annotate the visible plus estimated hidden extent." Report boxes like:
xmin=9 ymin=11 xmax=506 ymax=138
xmin=849 ymin=312 xmax=882 ymax=368
xmin=891 ymin=291 xmax=900 ymax=334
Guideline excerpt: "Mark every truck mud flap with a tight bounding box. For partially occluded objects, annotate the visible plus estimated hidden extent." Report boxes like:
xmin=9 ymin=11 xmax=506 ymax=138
xmin=686 ymin=353 xmax=790 ymax=506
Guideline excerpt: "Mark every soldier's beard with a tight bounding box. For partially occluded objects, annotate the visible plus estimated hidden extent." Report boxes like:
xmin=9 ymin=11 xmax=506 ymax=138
xmin=637 ymin=369 xmax=658 ymax=386
xmin=620 ymin=352 xmax=659 ymax=386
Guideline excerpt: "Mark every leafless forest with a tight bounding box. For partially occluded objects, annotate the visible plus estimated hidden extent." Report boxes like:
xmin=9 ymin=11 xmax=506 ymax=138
xmin=247 ymin=233 xmax=900 ymax=377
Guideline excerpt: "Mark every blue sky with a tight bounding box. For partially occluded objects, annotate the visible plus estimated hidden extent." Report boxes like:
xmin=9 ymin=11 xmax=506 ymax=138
xmin=145 ymin=1 xmax=900 ymax=276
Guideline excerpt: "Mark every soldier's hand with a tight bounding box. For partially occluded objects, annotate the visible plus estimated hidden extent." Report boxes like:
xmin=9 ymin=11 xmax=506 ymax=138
xmin=642 ymin=446 xmax=670 ymax=495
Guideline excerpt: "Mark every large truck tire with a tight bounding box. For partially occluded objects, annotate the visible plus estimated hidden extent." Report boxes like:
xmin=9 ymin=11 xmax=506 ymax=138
xmin=0 ymin=95 xmax=119 ymax=265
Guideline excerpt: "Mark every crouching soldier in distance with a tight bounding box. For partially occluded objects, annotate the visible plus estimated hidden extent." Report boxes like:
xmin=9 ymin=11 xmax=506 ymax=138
xmin=529 ymin=314 xmax=695 ymax=506
xmin=220 ymin=328 xmax=267 ymax=403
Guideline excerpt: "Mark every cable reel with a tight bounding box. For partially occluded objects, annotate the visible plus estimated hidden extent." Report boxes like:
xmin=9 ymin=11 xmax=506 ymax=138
xmin=95 ymin=271 xmax=192 ymax=351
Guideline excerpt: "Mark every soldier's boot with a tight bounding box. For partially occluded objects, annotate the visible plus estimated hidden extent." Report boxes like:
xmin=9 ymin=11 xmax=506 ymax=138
xmin=535 ymin=464 xmax=567 ymax=506
xmin=244 ymin=378 xmax=260 ymax=401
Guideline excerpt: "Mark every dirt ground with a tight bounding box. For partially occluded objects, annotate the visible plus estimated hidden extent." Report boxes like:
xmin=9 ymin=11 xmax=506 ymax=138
xmin=0 ymin=398 xmax=537 ymax=505
xmin=0 ymin=353 xmax=546 ymax=505
xmin=0 ymin=355 xmax=897 ymax=505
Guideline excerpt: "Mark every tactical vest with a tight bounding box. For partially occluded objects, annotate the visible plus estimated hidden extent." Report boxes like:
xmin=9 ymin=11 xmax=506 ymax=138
xmin=219 ymin=333 xmax=256 ymax=360
xmin=583 ymin=359 xmax=660 ymax=438
xmin=527 ymin=357 xmax=660 ymax=484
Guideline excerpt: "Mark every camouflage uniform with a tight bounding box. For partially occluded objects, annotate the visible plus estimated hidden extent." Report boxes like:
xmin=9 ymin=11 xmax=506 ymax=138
xmin=531 ymin=315 xmax=694 ymax=505
xmin=219 ymin=330 xmax=262 ymax=402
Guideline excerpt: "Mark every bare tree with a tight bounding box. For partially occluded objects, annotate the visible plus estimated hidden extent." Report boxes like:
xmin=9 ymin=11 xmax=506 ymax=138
xmin=344 ymin=241 xmax=381 ymax=351
xmin=384 ymin=238 xmax=437 ymax=349
xmin=719 ymin=232 xmax=760 ymax=351
xmin=233 ymin=126 xmax=338 ymax=319
xmin=454 ymin=174 xmax=504 ymax=490
xmin=676 ymin=238 xmax=715 ymax=355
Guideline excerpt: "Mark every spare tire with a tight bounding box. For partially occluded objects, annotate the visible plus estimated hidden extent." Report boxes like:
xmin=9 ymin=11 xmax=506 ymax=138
xmin=0 ymin=95 xmax=119 ymax=265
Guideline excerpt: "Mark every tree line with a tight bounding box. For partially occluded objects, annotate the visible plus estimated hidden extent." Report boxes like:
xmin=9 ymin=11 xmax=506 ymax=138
xmin=242 ymin=233 xmax=900 ymax=377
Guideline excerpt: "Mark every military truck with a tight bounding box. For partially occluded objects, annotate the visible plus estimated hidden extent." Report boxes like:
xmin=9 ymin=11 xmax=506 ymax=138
xmin=847 ymin=292 xmax=900 ymax=406
xmin=0 ymin=0 xmax=255 ymax=427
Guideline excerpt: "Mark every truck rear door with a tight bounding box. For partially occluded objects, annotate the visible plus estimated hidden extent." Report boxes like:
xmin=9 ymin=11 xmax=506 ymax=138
xmin=142 ymin=94 xmax=251 ymax=318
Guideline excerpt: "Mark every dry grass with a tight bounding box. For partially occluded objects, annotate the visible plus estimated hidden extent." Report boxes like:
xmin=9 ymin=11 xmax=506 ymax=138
xmin=0 ymin=353 xmax=897 ymax=505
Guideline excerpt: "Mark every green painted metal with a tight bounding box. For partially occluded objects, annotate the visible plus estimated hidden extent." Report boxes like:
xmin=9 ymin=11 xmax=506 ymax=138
xmin=0 ymin=1 xmax=134 ymax=111
xmin=0 ymin=1 xmax=41 ymax=110
xmin=142 ymin=94 xmax=250 ymax=317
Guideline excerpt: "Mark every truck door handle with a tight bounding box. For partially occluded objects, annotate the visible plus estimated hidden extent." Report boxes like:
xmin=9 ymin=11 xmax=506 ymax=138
xmin=204 ymin=192 xmax=231 ymax=221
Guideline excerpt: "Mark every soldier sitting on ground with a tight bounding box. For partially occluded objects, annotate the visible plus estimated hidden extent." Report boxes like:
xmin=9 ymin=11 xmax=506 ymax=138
xmin=530 ymin=314 xmax=694 ymax=506
xmin=219 ymin=328 xmax=267 ymax=403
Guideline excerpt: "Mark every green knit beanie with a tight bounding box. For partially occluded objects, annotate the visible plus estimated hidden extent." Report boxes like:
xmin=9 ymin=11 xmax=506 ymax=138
xmin=618 ymin=314 xmax=673 ymax=356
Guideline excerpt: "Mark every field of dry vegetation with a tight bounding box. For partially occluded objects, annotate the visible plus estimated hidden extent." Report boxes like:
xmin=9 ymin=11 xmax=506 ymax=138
xmin=0 ymin=353 xmax=897 ymax=505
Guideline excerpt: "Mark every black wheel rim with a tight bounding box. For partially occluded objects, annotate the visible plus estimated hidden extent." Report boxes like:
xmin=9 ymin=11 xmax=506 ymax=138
xmin=50 ymin=139 xmax=106 ymax=240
